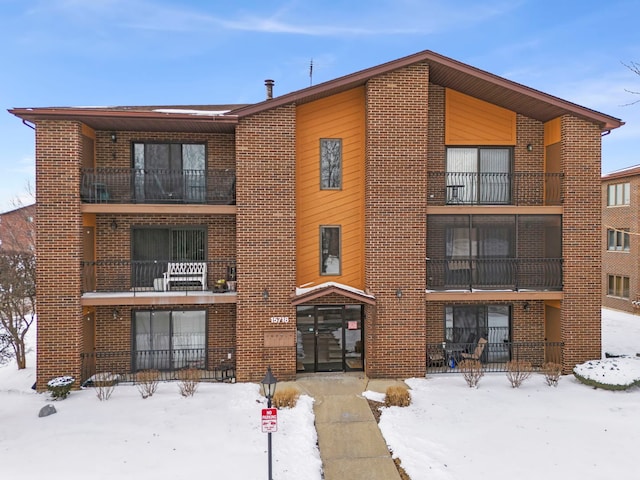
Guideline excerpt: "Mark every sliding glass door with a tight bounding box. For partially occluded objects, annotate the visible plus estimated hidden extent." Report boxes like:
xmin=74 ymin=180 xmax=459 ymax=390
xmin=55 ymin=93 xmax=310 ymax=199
xmin=134 ymin=310 xmax=206 ymax=370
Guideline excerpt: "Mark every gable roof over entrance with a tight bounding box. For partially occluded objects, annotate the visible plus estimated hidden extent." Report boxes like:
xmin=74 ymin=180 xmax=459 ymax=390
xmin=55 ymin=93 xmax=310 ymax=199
xmin=292 ymin=282 xmax=376 ymax=306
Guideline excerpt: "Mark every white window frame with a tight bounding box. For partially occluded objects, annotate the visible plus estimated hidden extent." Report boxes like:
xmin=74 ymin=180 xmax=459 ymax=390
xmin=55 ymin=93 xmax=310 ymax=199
xmin=607 ymin=228 xmax=630 ymax=251
xmin=607 ymin=183 xmax=630 ymax=206
xmin=607 ymin=275 xmax=630 ymax=299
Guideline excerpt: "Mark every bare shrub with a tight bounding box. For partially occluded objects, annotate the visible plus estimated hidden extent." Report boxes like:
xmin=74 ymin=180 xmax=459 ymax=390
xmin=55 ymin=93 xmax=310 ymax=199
xmin=93 ymin=372 xmax=119 ymax=401
xmin=542 ymin=362 xmax=562 ymax=387
xmin=506 ymin=360 xmax=533 ymax=388
xmin=385 ymin=385 xmax=411 ymax=407
xmin=272 ymin=387 xmax=300 ymax=409
xmin=135 ymin=369 xmax=160 ymax=399
xmin=177 ymin=368 xmax=201 ymax=397
xmin=459 ymin=359 xmax=483 ymax=388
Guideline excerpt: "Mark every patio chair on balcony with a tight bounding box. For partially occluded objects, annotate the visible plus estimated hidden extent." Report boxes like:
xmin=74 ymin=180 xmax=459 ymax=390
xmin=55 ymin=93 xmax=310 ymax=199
xmin=461 ymin=337 xmax=487 ymax=361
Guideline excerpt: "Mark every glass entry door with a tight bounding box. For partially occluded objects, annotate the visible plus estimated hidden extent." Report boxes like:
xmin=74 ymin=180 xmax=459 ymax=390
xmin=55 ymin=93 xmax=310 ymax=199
xmin=296 ymin=305 xmax=363 ymax=373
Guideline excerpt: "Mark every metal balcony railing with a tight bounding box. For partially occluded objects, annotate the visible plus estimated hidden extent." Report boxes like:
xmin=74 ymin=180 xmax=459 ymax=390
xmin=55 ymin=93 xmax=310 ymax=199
xmin=80 ymin=347 xmax=236 ymax=385
xmin=427 ymin=341 xmax=563 ymax=373
xmin=81 ymin=259 xmax=237 ymax=294
xmin=427 ymin=171 xmax=563 ymax=206
xmin=426 ymin=258 xmax=563 ymax=291
xmin=81 ymin=168 xmax=235 ymax=205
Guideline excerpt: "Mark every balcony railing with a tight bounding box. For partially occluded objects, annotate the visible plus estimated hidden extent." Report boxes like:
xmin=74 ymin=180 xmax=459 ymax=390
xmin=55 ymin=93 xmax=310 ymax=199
xmin=427 ymin=341 xmax=563 ymax=373
xmin=81 ymin=168 xmax=235 ymax=205
xmin=427 ymin=172 xmax=563 ymax=206
xmin=80 ymin=347 xmax=236 ymax=385
xmin=81 ymin=259 xmax=237 ymax=294
xmin=426 ymin=258 xmax=563 ymax=291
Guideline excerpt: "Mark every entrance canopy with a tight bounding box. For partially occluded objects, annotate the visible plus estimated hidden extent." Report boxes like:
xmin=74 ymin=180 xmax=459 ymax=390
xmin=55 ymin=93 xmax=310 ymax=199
xmin=291 ymin=281 xmax=376 ymax=306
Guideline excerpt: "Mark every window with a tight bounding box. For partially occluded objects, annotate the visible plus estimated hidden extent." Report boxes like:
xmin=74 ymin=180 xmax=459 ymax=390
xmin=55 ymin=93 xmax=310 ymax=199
xmin=607 ymin=183 xmax=630 ymax=206
xmin=607 ymin=229 xmax=630 ymax=251
xmin=320 ymin=139 xmax=342 ymax=189
xmin=132 ymin=227 xmax=206 ymax=288
xmin=608 ymin=275 xmax=630 ymax=298
xmin=133 ymin=142 xmax=206 ymax=203
xmin=446 ymin=147 xmax=511 ymax=204
xmin=134 ymin=310 xmax=206 ymax=370
xmin=445 ymin=305 xmax=510 ymax=362
xmin=320 ymin=226 xmax=341 ymax=275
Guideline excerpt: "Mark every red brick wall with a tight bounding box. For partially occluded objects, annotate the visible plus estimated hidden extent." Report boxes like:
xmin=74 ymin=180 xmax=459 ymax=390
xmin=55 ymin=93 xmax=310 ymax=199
xmin=95 ymin=304 xmax=236 ymax=371
xmin=35 ymin=121 xmax=84 ymax=389
xmin=561 ymin=115 xmax=602 ymax=370
xmin=235 ymin=105 xmax=297 ymax=382
xmin=602 ymin=174 xmax=640 ymax=313
xmin=0 ymin=204 xmax=35 ymax=253
xmin=95 ymin=131 xmax=235 ymax=169
xmin=365 ymin=63 xmax=429 ymax=378
xmin=92 ymin=214 xmax=235 ymax=290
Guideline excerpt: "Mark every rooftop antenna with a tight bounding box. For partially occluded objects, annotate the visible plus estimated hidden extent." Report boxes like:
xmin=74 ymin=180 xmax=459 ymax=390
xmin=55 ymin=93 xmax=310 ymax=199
xmin=309 ymin=58 xmax=313 ymax=86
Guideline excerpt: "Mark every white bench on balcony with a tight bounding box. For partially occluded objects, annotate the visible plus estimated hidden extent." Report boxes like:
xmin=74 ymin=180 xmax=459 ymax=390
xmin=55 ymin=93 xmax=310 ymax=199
xmin=163 ymin=262 xmax=207 ymax=291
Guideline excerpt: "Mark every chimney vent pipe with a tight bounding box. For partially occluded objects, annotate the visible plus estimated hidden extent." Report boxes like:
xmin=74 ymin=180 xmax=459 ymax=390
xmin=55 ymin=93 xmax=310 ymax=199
xmin=265 ymin=79 xmax=274 ymax=100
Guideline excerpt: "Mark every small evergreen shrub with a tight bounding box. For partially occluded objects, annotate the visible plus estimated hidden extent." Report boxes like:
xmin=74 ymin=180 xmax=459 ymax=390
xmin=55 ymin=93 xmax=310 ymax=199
xmin=47 ymin=376 xmax=75 ymax=400
xmin=385 ymin=385 xmax=411 ymax=407
xmin=506 ymin=360 xmax=533 ymax=388
xmin=459 ymin=359 xmax=483 ymax=388
xmin=272 ymin=387 xmax=300 ymax=408
xmin=542 ymin=362 xmax=562 ymax=387
xmin=135 ymin=369 xmax=160 ymax=399
xmin=177 ymin=368 xmax=201 ymax=397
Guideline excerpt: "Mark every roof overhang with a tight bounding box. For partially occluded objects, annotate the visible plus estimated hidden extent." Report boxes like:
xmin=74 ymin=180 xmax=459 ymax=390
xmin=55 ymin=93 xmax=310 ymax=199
xmin=8 ymin=107 xmax=241 ymax=134
xmin=231 ymin=49 xmax=623 ymax=132
xmin=291 ymin=282 xmax=376 ymax=306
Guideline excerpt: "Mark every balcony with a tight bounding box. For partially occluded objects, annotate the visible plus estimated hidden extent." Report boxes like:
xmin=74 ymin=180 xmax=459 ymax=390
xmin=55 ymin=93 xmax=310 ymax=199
xmin=81 ymin=168 xmax=235 ymax=205
xmin=80 ymin=347 xmax=236 ymax=385
xmin=426 ymin=258 xmax=563 ymax=291
xmin=81 ymin=259 xmax=237 ymax=298
xmin=427 ymin=172 xmax=562 ymax=206
xmin=427 ymin=340 xmax=563 ymax=373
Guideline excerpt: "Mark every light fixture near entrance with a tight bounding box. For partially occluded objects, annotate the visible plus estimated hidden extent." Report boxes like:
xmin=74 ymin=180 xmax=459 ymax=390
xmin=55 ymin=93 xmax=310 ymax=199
xmin=396 ymin=288 xmax=403 ymax=299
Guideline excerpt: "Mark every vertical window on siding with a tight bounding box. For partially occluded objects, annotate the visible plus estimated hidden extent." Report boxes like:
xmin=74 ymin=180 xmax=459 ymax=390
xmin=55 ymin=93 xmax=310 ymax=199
xmin=320 ymin=139 xmax=342 ymax=190
xmin=320 ymin=226 xmax=341 ymax=275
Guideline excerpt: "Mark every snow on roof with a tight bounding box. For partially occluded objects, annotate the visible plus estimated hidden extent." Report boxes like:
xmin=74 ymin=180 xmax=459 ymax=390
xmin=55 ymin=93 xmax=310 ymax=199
xmin=152 ymin=108 xmax=230 ymax=116
xmin=295 ymin=281 xmax=375 ymax=299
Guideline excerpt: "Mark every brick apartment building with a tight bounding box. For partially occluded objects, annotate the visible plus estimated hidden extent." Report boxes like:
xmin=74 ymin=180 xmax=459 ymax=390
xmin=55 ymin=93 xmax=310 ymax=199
xmin=602 ymin=166 xmax=640 ymax=313
xmin=9 ymin=50 xmax=623 ymax=390
xmin=0 ymin=204 xmax=35 ymax=254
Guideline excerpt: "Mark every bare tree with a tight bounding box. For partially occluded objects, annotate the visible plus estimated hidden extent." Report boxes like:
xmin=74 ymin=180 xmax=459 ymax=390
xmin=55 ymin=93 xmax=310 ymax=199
xmin=0 ymin=189 xmax=36 ymax=369
xmin=622 ymin=61 xmax=640 ymax=106
xmin=0 ymin=252 xmax=36 ymax=369
xmin=0 ymin=332 xmax=12 ymax=365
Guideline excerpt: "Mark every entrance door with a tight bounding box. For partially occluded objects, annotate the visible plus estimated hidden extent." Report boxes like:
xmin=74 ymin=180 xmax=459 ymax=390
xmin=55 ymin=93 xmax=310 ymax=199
xmin=296 ymin=305 xmax=363 ymax=373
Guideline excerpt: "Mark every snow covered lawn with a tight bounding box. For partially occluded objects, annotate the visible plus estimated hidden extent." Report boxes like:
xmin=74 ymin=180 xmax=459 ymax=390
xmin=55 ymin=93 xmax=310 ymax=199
xmin=1 ymin=308 xmax=638 ymax=479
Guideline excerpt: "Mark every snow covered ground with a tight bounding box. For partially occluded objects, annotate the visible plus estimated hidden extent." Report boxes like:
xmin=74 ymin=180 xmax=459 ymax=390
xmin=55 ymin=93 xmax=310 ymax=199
xmin=0 ymin=308 xmax=638 ymax=479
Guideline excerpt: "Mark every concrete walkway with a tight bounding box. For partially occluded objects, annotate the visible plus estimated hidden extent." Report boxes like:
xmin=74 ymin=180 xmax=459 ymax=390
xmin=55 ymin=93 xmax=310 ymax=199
xmin=289 ymin=373 xmax=406 ymax=480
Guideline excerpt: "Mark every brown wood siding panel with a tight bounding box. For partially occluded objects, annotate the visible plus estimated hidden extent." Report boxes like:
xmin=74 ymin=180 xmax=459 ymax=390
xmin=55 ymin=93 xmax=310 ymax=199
xmin=445 ymin=88 xmax=516 ymax=145
xmin=296 ymin=87 xmax=365 ymax=288
xmin=544 ymin=117 xmax=561 ymax=146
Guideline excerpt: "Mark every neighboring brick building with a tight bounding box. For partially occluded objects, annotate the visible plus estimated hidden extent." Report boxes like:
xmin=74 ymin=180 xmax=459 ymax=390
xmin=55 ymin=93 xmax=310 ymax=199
xmin=9 ymin=50 xmax=623 ymax=389
xmin=0 ymin=204 xmax=35 ymax=253
xmin=602 ymin=166 xmax=640 ymax=313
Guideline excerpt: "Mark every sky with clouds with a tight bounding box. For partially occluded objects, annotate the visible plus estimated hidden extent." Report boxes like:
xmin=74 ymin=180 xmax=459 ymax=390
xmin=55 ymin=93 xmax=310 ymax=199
xmin=1 ymin=0 xmax=639 ymax=212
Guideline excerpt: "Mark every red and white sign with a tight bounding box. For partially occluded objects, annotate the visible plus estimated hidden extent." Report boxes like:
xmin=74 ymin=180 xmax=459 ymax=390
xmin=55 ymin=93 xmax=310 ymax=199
xmin=261 ymin=408 xmax=278 ymax=433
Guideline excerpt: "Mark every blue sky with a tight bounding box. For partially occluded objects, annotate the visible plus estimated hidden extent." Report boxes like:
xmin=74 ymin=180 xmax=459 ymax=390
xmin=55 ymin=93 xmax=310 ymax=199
xmin=1 ymin=0 xmax=639 ymax=212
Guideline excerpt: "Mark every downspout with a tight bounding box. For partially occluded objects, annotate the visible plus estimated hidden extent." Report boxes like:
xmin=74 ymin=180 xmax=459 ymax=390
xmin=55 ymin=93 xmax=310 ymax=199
xmin=22 ymin=119 xmax=35 ymax=130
